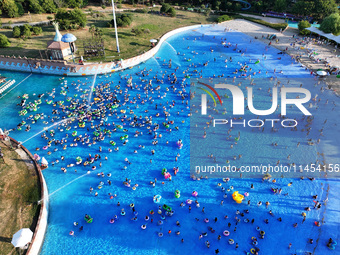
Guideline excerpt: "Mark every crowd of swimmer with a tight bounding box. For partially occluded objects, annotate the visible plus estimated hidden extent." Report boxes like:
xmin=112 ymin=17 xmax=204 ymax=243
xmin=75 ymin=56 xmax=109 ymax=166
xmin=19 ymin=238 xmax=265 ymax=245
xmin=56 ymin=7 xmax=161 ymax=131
xmin=12 ymin=30 xmax=336 ymax=254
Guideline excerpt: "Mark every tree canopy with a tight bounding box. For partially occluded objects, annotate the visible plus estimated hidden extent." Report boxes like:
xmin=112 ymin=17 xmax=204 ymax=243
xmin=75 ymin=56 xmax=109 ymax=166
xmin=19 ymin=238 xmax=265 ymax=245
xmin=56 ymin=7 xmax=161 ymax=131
xmin=55 ymin=8 xmax=87 ymax=30
xmin=320 ymin=13 xmax=340 ymax=35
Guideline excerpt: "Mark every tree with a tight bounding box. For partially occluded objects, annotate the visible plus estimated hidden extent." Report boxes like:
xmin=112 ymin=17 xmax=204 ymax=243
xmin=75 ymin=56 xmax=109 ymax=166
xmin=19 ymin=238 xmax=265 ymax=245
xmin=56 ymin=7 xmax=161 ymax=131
xmin=320 ymin=13 xmax=340 ymax=35
xmin=66 ymin=0 xmax=83 ymax=8
xmin=298 ymin=20 xmax=311 ymax=35
xmin=32 ymin=26 xmax=43 ymax=35
xmin=292 ymin=1 xmax=315 ymax=17
xmin=253 ymin=1 xmax=265 ymax=13
xmin=0 ymin=34 xmax=10 ymax=48
xmin=55 ymin=8 xmax=87 ymax=30
xmin=28 ymin=0 xmax=44 ymax=13
xmin=41 ymin=0 xmax=57 ymax=13
xmin=13 ymin=26 xmax=21 ymax=38
xmin=313 ymin=0 xmax=338 ymax=20
xmin=274 ymin=0 xmax=287 ymax=13
xmin=16 ymin=2 xmax=25 ymax=16
xmin=2 ymin=0 xmax=19 ymax=17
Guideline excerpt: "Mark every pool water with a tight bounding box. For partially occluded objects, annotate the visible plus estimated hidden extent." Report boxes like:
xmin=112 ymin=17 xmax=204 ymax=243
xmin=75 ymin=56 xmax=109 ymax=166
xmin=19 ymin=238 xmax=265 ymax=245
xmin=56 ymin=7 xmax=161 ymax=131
xmin=287 ymin=20 xmax=320 ymax=29
xmin=0 ymin=24 xmax=339 ymax=255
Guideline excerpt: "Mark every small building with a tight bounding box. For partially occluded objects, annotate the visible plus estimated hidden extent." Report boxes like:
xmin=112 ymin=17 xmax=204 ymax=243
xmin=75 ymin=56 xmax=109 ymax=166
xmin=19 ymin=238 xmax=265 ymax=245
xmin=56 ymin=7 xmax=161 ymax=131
xmin=47 ymin=41 xmax=71 ymax=60
xmin=46 ymin=22 xmax=76 ymax=60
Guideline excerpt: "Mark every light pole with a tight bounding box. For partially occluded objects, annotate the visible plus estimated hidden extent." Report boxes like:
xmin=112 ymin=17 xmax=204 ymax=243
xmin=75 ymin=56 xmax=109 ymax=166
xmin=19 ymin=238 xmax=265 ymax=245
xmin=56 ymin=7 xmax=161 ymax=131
xmin=111 ymin=0 xmax=120 ymax=53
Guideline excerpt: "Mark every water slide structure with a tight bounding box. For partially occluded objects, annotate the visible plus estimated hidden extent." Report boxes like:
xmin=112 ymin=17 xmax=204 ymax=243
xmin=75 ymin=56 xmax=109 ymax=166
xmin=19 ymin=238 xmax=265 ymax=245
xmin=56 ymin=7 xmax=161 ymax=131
xmin=233 ymin=0 xmax=251 ymax=10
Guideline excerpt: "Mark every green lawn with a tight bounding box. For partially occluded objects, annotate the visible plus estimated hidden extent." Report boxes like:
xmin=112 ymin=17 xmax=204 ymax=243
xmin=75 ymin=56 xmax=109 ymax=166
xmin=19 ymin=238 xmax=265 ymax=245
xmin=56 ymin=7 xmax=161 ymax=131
xmin=0 ymin=9 xmax=216 ymax=62
xmin=0 ymin=141 xmax=40 ymax=255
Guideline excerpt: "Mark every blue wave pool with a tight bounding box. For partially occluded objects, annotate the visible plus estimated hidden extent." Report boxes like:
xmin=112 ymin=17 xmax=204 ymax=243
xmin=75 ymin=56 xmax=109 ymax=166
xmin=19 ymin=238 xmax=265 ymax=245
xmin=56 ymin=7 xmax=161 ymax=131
xmin=0 ymin=24 xmax=339 ymax=255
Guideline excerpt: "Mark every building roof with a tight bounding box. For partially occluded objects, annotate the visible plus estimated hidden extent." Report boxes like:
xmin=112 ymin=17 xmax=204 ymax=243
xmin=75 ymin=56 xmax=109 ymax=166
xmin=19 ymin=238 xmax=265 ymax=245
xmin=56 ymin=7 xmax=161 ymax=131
xmin=47 ymin=41 xmax=69 ymax=50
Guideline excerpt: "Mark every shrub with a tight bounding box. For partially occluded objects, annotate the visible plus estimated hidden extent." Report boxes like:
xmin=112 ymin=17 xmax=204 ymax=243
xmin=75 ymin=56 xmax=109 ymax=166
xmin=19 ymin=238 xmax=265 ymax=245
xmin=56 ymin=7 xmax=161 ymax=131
xmin=241 ymin=16 xmax=288 ymax=31
xmin=298 ymin=20 xmax=311 ymax=35
xmin=0 ymin=34 xmax=11 ymax=48
xmin=160 ymin=3 xmax=171 ymax=13
xmin=113 ymin=13 xmax=133 ymax=27
xmin=102 ymin=5 xmax=106 ymax=9
xmin=135 ymin=8 xmax=148 ymax=13
xmin=22 ymin=24 xmax=32 ymax=38
xmin=161 ymin=3 xmax=176 ymax=17
xmin=13 ymin=26 xmax=21 ymax=38
xmin=217 ymin=15 xmax=232 ymax=23
xmin=131 ymin=27 xmax=143 ymax=36
xmin=47 ymin=16 xmax=54 ymax=20
xmin=117 ymin=4 xmax=122 ymax=8
xmin=32 ymin=26 xmax=43 ymax=35
xmin=169 ymin=7 xmax=176 ymax=17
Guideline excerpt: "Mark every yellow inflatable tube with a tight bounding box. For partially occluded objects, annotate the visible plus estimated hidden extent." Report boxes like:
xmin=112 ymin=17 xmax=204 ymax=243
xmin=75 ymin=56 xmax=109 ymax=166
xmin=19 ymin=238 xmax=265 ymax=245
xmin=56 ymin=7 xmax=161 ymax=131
xmin=232 ymin=191 xmax=244 ymax=204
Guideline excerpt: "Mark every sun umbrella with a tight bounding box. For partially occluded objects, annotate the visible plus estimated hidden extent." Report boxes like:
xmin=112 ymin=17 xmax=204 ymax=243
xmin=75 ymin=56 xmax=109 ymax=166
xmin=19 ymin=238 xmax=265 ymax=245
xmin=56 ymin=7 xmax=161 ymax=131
xmin=41 ymin=157 xmax=48 ymax=165
xmin=61 ymin=33 xmax=77 ymax=43
xmin=150 ymin=39 xmax=157 ymax=43
xmin=61 ymin=34 xmax=77 ymax=63
xmin=11 ymin=228 xmax=33 ymax=248
xmin=316 ymin=70 xmax=327 ymax=76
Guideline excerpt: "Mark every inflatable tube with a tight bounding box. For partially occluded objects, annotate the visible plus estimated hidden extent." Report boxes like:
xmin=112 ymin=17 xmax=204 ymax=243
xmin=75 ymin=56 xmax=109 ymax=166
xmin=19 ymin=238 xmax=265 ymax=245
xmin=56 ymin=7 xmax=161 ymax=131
xmin=162 ymin=204 xmax=172 ymax=212
xmin=223 ymin=230 xmax=230 ymax=236
xmin=250 ymin=248 xmax=256 ymax=254
xmin=186 ymin=199 xmax=192 ymax=204
xmin=228 ymin=239 xmax=234 ymax=245
xmin=192 ymin=191 xmax=198 ymax=197
xmin=158 ymin=232 xmax=163 ymax=237
xmin=85 ymin=216 xmax=93 ymax=223
xmin=109 ymin=219 xmax=115 ymax=224
xmin=141 ymin=224 xmax=147 ymax=230
xmin=204 ymin=218 xmax=209 ymax=223
xmin=153 ymin=195 xmax=162 ymax=203
xmin=232 ymin=191 xmax=244 ymax=204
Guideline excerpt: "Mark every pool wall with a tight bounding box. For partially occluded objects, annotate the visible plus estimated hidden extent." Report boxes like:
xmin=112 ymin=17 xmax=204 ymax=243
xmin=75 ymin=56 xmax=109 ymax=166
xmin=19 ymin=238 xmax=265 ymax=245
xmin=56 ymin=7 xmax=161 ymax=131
xmin=0 ymin=24 xmax=209 ymax=77
xmin=9 ymin=137 xmax=49 ymax=255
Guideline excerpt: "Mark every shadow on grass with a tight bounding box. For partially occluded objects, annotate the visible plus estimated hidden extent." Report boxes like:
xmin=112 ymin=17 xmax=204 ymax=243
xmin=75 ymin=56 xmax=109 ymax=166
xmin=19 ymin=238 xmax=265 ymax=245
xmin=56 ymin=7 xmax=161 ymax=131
xmin=0 ymin=236 xmax=11 ymax=243
xmin=129 ymin=42 xmax=146 ymax=46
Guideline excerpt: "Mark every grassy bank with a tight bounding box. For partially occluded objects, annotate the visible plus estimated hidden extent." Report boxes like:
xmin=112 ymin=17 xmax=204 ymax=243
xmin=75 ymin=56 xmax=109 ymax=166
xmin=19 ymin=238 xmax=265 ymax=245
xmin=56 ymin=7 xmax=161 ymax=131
xmin=0 ymin=141 xmax=40 ymax=255
xmin=0 ymin=9 xmax=216 ymax=62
